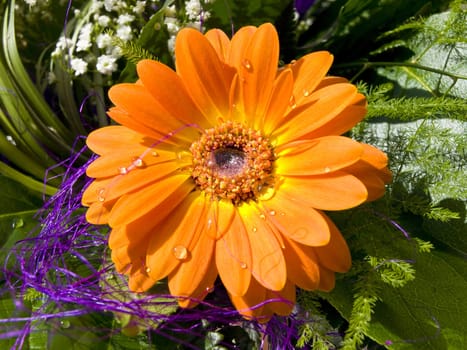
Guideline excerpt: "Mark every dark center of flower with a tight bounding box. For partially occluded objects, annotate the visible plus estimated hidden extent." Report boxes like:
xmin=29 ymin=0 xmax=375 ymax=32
xmin=190 ymin=121 xmax=274 ymax=203
xmin=210 ymin=147 xmax=246 ymax=177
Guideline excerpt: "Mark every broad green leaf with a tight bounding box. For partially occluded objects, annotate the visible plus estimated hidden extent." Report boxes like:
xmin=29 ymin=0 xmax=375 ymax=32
xmin=376 ymin=11 xmax=467 ymax=98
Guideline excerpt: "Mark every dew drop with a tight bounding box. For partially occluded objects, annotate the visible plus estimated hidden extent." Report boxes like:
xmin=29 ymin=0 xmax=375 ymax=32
xmin=12 ymin=218 xmax=24 ymax=229
xmin=259 ymin=214 xmax=266 ymax=220
xmin=290 ymin=59 xmax=297 ymax=65
xmin=60 ymin=320 xmax=71 ymax=329
xmin=151 ymin=151 xmax=159 ymax=157
xmin=252 ymin=226 xmax=257 ymax=233
xmin=279 ymin=212 xmax=285 ymax=216
xmin=97 ymin=188 xmax=106 ymax=202
xmin=172 ymin=245 xmax=188 ymax=260
xmin=145 ymin=267 xmax=151 ymax=273
xmin=132 ymin=157 xmax=144 ymax=168
xmin=240 ymin=262 xmax=248 ymax=269
xmin=303 ymin=89 xmax=310 ymax=97
xmin=289 ymin=95 xmax=297 ymax=109
xmin=205 ymin=286 xmax=214 ymax=293
xmin=118 ymin=167 xmax=128 ymax=175
xmin=242 ymin=59 xmax=252 ymax=71
xmin=324 ymin=166 xmax=331 ymax=173
xmin=269 ymin=210 xmax=276 ymax=216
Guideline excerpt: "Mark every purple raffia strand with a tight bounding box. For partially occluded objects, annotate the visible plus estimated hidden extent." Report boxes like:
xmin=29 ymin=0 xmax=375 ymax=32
xmin=371 ymin=209 xmax=411 ymax=240
xmin=1 ymin=135 xmax=304 ymax=349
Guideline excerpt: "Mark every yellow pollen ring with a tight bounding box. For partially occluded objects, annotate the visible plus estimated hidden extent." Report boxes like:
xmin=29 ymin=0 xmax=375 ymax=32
xmin=190 ymin=121 xmax=274 ymax=203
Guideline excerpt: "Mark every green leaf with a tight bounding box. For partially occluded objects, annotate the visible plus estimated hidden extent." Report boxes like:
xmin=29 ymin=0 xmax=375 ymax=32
xmin=376 ymin=11 xmax=467 ymax=98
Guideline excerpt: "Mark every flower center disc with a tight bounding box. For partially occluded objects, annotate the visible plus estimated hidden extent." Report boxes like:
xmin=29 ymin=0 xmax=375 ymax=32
xmin=190 ymin=121 xmax=274 ymax=203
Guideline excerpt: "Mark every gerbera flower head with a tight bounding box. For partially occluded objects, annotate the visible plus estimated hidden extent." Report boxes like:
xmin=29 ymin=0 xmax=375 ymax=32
xmin=82 ymin=23 xmax=391 ymax=321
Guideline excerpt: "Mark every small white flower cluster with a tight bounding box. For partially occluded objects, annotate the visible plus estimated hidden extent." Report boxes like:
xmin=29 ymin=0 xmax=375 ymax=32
xmin=50 ymin=0 xmax=156 ymax=78
xmin=163 ymin=0 xmax=213 ymax=54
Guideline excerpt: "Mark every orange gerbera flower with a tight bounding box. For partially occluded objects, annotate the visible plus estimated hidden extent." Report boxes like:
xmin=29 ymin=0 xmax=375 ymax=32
xmin=82 ymin=23 xmax=391 ymax=321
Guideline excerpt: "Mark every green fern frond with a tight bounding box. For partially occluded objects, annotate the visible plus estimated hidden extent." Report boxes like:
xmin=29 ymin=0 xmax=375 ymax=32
xmin=342 ymin=279 xmax=380 ymax=350
xmin=368 ymin=256 xmax=416 ymax=288
xmin=107 ymin=30 xmax=157 ymax=64
xmin=414 ymin=238 xmax=434 ymax=253
xmin=367 ymin=96 xmax=467 ymax=121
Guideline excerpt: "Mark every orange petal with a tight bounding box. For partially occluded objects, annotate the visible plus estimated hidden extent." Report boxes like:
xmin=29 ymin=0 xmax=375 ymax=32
xmin=107 ymin=107 xmax=170 ymax=141
xmin=145 ymin=192 xmax=206 ymax=281
xmin=290 ymin=51 xmax=333 ymax=107
xmin=128 ymin=266 xmax=158 ymax=292
xmin=176 ymin=262 xmax=218 ymax=309
xmin=85 ymin=201 xmax=114 ymax=224
xmin=109 ymin=174 xmax=193 ymax=227
xmin=205 ymin=199 xmax=236 ymax=240
xmin=228 ymin=26 xmax=257 ymax=68
xmin=239 ymin=204 xmax=286 ymax=291
xmin=168 ymin=231 xmax=216 ymax=300
xmin=303 ymin=103 xmax=366 ymax=139
xmin=99 ymin=162 xmax=189 ymax=203
xmin=260 ymin=190 xmax=330 ymax=246
xmin=108 ymin=84 xmax=198 ymax=144
xmin=240 ymin=23 xmax=279 ymax=123
xmin=82 ymin=177 xmax=114 ymax=205
xmin=175 ymin=28 xmax=235 ymax=121
xmin=264 ymin=280 xmax=296 ymax=316
xmin=318 ymin=266 xmax=336 ymax=292
xmin=136 ymin=60 xmax=212 ymax=128
xmin=262 ymin=68 xmax=294 ymax=134
xmin=360 ymin=143 xmax=390 ymax=170
xmin=313 ymin=214 xmax=351 ymax=273
xmin=205 ymin=29 xmax=231 ymax=63
xmin=86 ymin=148 xmax=178 ymax=178
xmin=86 ymin=126 xmax=150 ymax=156
xmin=282 ymin=233 xmax=321 ymax=290
xmin=276 ymin=136 xmax=363 ymax=176
xmin=215 ymin=208 xmax=251 ymax=296
xmin=274 ymin=173 xmax=368 ymax=211
xmin=275 ymin=83 xmax=358 ymax=143
xmin=229 ymin=277 xmax=267 ymax=320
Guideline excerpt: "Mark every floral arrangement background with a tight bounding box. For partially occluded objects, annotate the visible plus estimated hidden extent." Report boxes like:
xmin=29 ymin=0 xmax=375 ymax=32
xmin=0 ymin=0 xmax=466 ymax=349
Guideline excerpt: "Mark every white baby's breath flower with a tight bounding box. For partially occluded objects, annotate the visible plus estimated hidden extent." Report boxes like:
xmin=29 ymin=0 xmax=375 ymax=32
xmin=116 ymin=25 xmax=133 ymax=42
xmin=164 ymin=17 xmax=180 ymax=34
xmin=97 ymin=15 xmax=111 ymax=27
xmin=132 ymin=1 xmax=146 ymax=14
xmin=185 ymin=0 xmax=202 ymax=21
xmin=70 ymin=57 xmax=88 ymax=76
xmin=23 ymin=0 xmax=37 ymax=6
xmin=117 ymin=13 xmax=135 ymax=25
xmin=96 ymin=33 xmax=113 ymax=49
xmin=96 ymin=55 xmax=117 ymax=75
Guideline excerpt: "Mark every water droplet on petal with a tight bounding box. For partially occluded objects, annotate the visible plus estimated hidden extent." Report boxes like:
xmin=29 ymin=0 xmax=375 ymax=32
xmin=290 ymin=59 xmax=297 ymax=66
xmin=324 ymin=167 xmax=331 ymax=173
xmin=151 ymin=151 xmax=159 ymax=157
xmin=205 ymin=286 xmax=214 ymax=293
xmin=132 ymin=157 xmax=145 ymax=168
xmin=242 ymin=59 xmax=252 ymax=71
xmin=259 ymin=214 xmax=266 ymax=220
xmin=118 ymin=167 xmax=128 ymax=175
xmin=289 ymin=95 xmax=297 ymax=109
xmin=97 ymin=188 xmax=106 ymax=202
xmin=172 ymin=245 xmax=188 ymax=260
xmin=303 ymin=89 xmax=310 ymax=97
xmin=279 ymin=212 xmax=285 ymax=216
xmin=269 ymin=210 xmax=276 ymax=216
xmin=240 ymin=262 xmax=248 ymax=269
xmin=145 ymin=267 xmax=151 ymax=273
xmin=252 ymin=226 xmax=257 ymax=233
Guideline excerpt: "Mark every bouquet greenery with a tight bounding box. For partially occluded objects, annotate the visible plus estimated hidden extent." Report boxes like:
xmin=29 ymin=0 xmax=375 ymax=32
xmin=1 ymin=0 xmax=465 ymax=349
